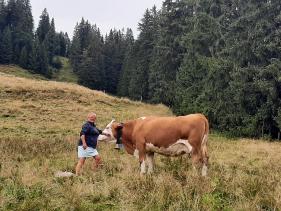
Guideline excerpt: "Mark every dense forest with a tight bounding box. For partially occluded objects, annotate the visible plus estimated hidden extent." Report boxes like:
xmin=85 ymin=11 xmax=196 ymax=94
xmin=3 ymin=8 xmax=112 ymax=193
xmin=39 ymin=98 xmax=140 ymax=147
xmin=0 ymin=0 xmax=70 ymax=77
xmin=69 ymin=0 xmax=281 ymax=139
xmin=0 ymin=0 xmax=281 ymax=139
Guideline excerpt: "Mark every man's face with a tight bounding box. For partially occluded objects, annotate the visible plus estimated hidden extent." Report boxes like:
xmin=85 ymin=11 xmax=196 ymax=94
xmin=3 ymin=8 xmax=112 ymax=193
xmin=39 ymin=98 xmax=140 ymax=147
xmin=88 ymin=114 xmax=96 ymax=123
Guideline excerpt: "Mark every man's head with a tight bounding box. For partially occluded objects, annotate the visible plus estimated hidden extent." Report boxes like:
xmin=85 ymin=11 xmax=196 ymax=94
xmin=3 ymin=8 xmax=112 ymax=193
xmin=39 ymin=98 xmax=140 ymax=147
xmin=87 ymin=112 xmax=97 ymax=123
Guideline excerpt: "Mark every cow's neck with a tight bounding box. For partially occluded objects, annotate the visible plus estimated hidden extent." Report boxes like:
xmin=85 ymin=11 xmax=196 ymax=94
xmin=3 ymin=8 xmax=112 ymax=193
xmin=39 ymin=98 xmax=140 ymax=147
xmin=121 ymin=120 xmax=135 ymax=155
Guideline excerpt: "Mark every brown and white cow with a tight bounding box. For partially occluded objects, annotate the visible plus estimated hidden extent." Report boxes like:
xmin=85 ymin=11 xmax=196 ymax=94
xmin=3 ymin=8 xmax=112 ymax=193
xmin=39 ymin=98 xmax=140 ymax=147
xmin=103 ymin=114 xmax=209 ymax=176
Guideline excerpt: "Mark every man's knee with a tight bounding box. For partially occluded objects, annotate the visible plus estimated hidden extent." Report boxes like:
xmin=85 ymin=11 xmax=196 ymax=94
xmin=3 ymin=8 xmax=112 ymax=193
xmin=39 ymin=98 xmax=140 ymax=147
xmin=79 ymin=158 xmax=86 ymax=164
xmin=95 ymin=155 xmax=101 ymax=162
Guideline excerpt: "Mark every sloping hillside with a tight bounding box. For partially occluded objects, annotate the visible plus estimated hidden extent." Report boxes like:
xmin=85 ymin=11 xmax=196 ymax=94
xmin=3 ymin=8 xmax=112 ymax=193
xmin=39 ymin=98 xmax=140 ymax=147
xmin=0 ymin=57 xmax=78 ymax=83
xmin=0 ymin=65 xmax=47 ymax=80
xmin=0 ymin=72 xmax=281 ymax=210
xmin=0 ymin=72 xmax=171 ymax=139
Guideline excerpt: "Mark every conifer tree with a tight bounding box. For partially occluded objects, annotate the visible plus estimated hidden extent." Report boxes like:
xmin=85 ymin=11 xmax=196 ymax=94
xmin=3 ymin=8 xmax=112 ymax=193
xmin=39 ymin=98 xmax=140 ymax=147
xmin=125 ymin=7 xmax=159 ymax=101
xmin=38 ymin=41 xmax=50 ymax=77
xmin=46 ymin=18 xmax=56 ymax=64
xmin=0 ymin=27 xmax=13 ymax=64
xmin=0 ymin=0 xmax=6 ymax=32
xmin=5 ymin=0 xmax=33 ymax=64
xmin=117 ymin=28 xmax=134 ymax=96
xmin=148 ymin=1 xmax=186 ymax=105
xmin=78 ymin=34 xmax=104 ymax=90
xmin=103 ymin=29 xmax=127 ymax=94
xmin=36 ymin=8 xmax=50 ymax=43
xmin=19 ymin=46 xmax=28 ymax=68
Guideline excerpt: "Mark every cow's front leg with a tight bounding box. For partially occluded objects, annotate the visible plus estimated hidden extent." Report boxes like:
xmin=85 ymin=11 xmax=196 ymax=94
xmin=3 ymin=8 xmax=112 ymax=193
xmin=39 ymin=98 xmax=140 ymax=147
xmin=140 ymin=158 xmax=146 ymax=174
xmin=136 ymin=141 xmax=146 ymax=174
xmin=146 ymin=152 xmax=154 ymax=174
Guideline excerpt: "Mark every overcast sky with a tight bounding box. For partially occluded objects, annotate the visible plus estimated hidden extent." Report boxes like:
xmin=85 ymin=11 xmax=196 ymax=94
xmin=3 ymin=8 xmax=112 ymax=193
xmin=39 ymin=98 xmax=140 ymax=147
xmin=30 ymin=0 xmax=163 ymax=39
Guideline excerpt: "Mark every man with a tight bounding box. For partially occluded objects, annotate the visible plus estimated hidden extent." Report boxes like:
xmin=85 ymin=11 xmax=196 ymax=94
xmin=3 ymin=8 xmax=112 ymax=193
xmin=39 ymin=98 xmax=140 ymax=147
xmin=75 ymin=112 xmax=105 ymax=175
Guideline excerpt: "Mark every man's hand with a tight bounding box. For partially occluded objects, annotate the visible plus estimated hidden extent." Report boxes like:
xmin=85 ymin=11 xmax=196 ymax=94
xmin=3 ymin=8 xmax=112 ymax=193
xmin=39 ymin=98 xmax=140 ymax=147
xmin=81 ymin=135 xmax=87 ymax=149
xmin=83 ymin=144 xmax=88 ymax=150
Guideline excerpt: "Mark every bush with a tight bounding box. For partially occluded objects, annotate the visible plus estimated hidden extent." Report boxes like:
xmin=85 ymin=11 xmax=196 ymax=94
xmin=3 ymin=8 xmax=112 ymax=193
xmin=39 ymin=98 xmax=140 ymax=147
xmin=51 ymin=57 xmax=63 ymax=69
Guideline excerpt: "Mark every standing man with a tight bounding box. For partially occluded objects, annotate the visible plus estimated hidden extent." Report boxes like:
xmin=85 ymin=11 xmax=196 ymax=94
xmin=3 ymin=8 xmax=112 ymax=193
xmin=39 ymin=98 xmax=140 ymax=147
xmin=75 ymin=112 xmax=104 ymax=175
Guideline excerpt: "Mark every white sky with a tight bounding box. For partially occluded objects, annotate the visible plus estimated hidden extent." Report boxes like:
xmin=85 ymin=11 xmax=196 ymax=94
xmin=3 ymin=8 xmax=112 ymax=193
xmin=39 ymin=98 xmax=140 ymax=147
xmin=30 ymin=0 xmax=163 ymax=39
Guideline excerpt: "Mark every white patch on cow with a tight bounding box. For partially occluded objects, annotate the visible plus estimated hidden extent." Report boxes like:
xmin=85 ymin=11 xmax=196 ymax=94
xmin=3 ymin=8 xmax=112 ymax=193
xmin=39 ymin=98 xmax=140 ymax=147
xmin=146 ymin=154 xmax=154 ymax=174
xmin=140 ymin=160 xmax=146 ymax=174
xmin=133 ymin=149 xmax=139 ymax=158
xmin=202 ymin=164 xmax=208 ymax=176
xmin=146 ymin=139 xmax=192 ymax=156
xmin=97 ymin=134 xmax=110 ymax=142
xmin=101 ymin=119 xmax=115 ymax=141
xmin=139 ymin=116 xmax=147 ymax=120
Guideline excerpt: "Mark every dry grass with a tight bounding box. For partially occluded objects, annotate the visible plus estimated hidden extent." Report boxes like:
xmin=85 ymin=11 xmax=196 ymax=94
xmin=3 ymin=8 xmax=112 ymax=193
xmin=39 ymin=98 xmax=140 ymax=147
xmin=0 ymin=73 xmax=281 ymax=210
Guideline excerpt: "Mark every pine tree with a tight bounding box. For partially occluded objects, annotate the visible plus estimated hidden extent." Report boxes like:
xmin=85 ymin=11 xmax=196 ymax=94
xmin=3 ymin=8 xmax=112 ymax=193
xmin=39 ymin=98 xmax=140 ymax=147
xmin=0 ymin=0 xmax=6 ymax=32
xmin=64 ymin=32 xmax=70 ymax=57
xmin=117 ymin=28 xmax=134 ymax=96
xmin=5 ymin=0 xmax=33 ymax=63
xmin=36 ymin=8 xmax=50 ymax=43
xmin=69 ymin=31 xmax=82 ymax=72
xmin=46 ymin=18 xmax=56 ymax=64
xmin=124 ymin=7 xmax=159 ymax=101
xmin=0 ymin=27 xmax=12 ymax=64
xmin=32 ymin=36 xmax=50 ymax=77
xmin=78 ymin=35 xmax=104 ymax=90
xmin=56 ymin=32 xmax=69 ymax=56
xmin=69 ymin=19 xmax=96 ymax=73
xmin=103 ymin=29 xmax=127 ymax=94
xmin=148 ymin=1 xmax=186 ymax=105
xmin=28 ymin=40 xmax=37 ymax=71
xmin=38 ymin=41 xmax=51 ymax=77
xmin=19 ymin=46 xmax=28 ymax=68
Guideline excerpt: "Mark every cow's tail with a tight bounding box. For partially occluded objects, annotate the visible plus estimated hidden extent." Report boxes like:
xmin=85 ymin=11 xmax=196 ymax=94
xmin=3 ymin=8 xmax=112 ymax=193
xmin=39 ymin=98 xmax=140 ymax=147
xmin=201 ymin=117 xmax=209 ymax=176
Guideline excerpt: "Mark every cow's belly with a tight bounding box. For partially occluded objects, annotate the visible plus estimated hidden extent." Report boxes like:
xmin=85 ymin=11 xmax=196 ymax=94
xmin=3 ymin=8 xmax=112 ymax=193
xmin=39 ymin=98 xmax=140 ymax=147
xmin=145 ymin=139 xmax=193 ymax=156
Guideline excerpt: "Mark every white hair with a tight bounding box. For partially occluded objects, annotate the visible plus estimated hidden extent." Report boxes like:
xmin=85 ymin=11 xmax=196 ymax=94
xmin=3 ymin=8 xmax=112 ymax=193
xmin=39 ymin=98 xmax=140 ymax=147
xmin=87 ymin=112 xmax=97 ymax=119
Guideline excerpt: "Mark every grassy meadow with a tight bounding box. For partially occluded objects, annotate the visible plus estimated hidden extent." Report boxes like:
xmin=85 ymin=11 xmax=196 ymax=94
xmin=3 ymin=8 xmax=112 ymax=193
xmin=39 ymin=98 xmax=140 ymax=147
xmin=52 ymin=57 xmax=78 ymax=83
xmin=0 ymin=70 xmax=281 ymax=210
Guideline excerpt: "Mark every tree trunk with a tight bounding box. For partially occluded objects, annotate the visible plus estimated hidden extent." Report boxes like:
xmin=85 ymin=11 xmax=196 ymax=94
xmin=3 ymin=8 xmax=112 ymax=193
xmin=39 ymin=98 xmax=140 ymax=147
xmin=261 ymin=119 xmax=265 ymax=138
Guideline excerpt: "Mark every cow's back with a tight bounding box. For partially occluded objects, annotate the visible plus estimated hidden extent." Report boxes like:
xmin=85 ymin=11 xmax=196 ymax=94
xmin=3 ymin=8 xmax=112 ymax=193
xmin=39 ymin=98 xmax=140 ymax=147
xmin=133 ymin=114 xmax=207 ymax=148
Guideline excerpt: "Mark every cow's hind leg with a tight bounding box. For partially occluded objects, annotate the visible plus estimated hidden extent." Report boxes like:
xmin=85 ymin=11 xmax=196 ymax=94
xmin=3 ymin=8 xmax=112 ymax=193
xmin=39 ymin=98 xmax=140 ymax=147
xmin=146 ymin=152 xmax=154 ymax=174
xmin=191 ymin=149 xmax=202 ymax=174
xmin=201 ymin=153 xmax=208 ymax=176
xmin=202 ymin=162 xmax=208 ymax=177
xmin=191 ymin=149 xmax=208 ymax=176
xmin=201 ymin=134 xmax=209 ymax=176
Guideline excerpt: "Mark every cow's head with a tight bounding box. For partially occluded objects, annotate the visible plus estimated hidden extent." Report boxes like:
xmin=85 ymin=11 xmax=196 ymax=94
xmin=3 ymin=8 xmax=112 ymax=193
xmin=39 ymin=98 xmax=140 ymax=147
xmin=98 ymin=120 xmax=116 ymax=142
xmin=102 ymin=120 xmax=124 ymax=141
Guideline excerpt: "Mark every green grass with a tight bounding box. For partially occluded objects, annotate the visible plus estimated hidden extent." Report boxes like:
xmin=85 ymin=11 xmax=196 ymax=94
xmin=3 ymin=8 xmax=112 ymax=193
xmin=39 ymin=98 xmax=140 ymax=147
xmin=52 ymin=57 xmax=78 ymax=83
xmin=0 ymin=65 xmax=47 ymax=80
xmin=0 ymin=73 xmax=281 ymax=210
xmin=0 ymin=57 xmax=78 ymax=84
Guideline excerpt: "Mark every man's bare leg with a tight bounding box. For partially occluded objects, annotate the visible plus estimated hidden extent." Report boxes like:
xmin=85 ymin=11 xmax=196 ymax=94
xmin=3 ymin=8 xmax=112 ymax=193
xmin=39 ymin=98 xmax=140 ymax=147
xmin=75 ymin=158 xmax=86 ymax=175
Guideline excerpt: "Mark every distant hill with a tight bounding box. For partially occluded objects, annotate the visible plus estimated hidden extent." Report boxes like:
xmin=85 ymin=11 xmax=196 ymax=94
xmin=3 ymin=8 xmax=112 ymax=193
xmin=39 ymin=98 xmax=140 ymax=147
xmin=0 ymin=65 xmax=47 ymax=80
xmin=0 ymin=57 xmax=78 ymax=84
